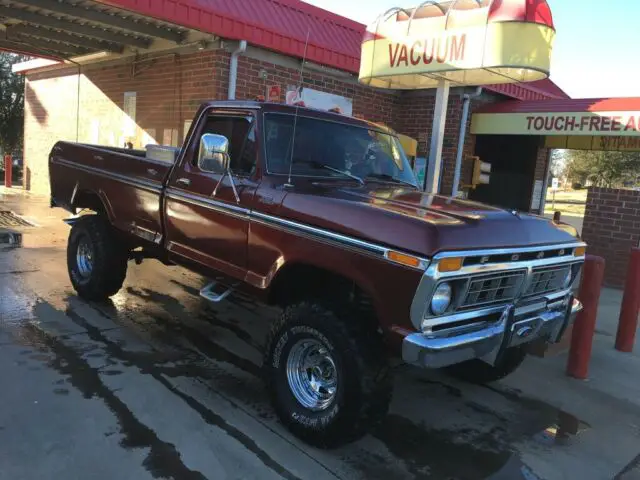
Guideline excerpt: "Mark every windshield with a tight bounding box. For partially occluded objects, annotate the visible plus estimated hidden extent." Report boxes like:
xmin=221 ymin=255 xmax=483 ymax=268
xmin=264 ymin=113 xmax=418 ymax=187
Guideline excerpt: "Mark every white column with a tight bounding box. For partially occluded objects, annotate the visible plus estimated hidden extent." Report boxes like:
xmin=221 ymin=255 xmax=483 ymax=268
xmin=424 ymin=79 xmax=450 ymax=194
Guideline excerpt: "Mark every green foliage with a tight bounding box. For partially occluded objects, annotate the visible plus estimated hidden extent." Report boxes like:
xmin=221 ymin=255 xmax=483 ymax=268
xmin=0 ymin=53 xmax=27 ymax=155
xmin=564 ymin=149 xmax=640 ymax=188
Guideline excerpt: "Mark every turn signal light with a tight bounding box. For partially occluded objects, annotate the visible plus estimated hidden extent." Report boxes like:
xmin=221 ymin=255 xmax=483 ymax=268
xmin=386 ymin=250 xmax=422 ymax=268
xmin=438 ymin=257 xmax=463 ymax=272
xmin=574 ymin=247 xmax=586 ymax=257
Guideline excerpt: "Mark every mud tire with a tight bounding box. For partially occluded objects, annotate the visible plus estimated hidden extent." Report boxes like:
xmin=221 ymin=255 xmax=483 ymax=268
xmin=264 ymin=301 xmax=392 ymax=448
xmin=67 ymin=215 xmax=128 ymax=301
xmin=444 ymin=346 xmax=527 ymax=384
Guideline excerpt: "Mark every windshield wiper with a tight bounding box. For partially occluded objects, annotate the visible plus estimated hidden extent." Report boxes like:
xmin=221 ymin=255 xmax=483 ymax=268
xmin=365 ymin=173 xmax=416 ymax=187
xmin=299 ymin=160 xmax=365 ymax=185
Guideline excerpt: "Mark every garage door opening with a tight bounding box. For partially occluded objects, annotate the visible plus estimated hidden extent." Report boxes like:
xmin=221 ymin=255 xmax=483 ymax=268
xmin=469 ymin=135 xmax=540 ymax=212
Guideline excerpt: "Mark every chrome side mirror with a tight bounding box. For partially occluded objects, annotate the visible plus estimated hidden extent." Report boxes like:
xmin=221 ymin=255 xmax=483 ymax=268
xmin=198 ymin=133 xmax=230 ymax=174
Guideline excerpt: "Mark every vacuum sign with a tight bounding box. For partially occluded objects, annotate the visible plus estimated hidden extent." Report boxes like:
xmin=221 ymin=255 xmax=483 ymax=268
xmin=359 ymin=2 xmax=555 ymax=90
xmin=386 ymin=31 xmax=469 ymax=68
xmin=471 ymin=112 xmax=640 ymax=136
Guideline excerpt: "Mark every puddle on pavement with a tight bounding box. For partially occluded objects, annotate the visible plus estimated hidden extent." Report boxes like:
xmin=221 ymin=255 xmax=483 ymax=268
xmin=345 ymin=375 xmax=591 ymax=480
xmin=13 ymin=303 xmax=300 ymax=480
xmin=370 ymin=414 xmax=511 ymax=479
xmin=15 ymin=322 xmax=209 ymax=480
xmin=532 ymin=410 xmax=589 ymax=446
xmin=482 ymin=384 xmax=591 ymax=445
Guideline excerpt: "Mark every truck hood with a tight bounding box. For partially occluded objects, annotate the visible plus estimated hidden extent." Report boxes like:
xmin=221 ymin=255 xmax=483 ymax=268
xmin=277 ymin=184 xmax=580 ymax=257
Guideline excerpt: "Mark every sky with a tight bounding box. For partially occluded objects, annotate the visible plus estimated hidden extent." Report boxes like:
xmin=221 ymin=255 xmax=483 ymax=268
xmin=303 ymin=0 xmax=635 ymax=99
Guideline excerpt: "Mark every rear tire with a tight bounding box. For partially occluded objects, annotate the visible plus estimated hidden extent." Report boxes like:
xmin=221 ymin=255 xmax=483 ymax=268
xmin=263 ymin=301 xmax=392 ymax=448
xmin=444 ymin=346 xmax=527 ymax=384
xmin=67 ymin=215 xmax=128 ymax=301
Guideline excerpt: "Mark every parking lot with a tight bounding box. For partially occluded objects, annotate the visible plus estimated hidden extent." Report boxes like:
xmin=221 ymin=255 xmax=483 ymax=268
xmin=1 ymin=192 xmax=640 ymax=480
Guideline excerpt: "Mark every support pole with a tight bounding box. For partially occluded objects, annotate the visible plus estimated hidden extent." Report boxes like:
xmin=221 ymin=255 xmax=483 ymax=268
xmin=452 ymin=87 xmax=482 ymax=198
xmin=567 ymin=255 xmax=605 ymax=380
xmin=424 ymin=79 xmax=450 ymax=194
xmin=615 ymin=248 xmax=640 ymax=352
xmin=3 ymin=154 xmax=12 ymax=188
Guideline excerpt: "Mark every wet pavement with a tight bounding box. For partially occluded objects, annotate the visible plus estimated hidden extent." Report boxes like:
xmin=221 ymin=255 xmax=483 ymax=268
xmin=1 ymin=192 xmax=639 ymax=480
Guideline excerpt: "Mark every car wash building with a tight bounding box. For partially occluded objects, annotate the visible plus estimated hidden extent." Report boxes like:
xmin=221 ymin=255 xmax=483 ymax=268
xmin=4 ymin=0 xmax=566 ymax=210
xmin=5 ymin=0 xmax=640 ymax=285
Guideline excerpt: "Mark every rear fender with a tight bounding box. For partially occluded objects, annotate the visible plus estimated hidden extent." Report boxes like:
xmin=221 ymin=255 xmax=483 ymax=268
xmin=72 ymin=189 xmax=115 ymax=224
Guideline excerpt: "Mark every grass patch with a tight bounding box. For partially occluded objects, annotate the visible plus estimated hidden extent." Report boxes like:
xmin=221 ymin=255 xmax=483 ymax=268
xmin=544 ymin=189 xmax=587 ymax=216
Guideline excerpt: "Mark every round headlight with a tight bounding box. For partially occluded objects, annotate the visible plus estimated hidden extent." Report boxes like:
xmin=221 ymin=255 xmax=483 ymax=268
xmin=431 ymin=282 xmax=453 ymax=315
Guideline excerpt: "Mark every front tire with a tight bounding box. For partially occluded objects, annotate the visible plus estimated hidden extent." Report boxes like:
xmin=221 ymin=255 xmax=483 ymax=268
xmin=67 ymin=215 xmax=128 ymax=301
xmin=444 ymin=346 xmax=527 ymax=384
xmin=264 ymin=302 xmax=392 ymax=448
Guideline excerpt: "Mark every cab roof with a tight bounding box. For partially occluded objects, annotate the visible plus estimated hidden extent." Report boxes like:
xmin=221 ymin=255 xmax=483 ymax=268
xmin=205 ymin=100 xmax=394 ymax=134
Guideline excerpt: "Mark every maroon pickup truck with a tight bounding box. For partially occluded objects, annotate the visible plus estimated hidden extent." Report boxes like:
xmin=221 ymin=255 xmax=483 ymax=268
xmin=49 ymin=101 xmax=585 ymax=447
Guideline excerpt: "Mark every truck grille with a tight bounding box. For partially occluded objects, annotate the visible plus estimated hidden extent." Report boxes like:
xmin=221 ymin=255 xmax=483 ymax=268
xmin=525 ymin=265 xmax=571 ymax=298
xmin=461 ymin=271 xmax=526 ymax=309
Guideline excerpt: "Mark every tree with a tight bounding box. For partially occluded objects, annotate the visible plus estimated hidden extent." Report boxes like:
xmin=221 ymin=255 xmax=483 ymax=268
xmin=564 ymin=149 xmax=640 ymax=188
xmin=549 ymin=149 xmax=566 ymax=180
xmin=0 ymin=53 xmax=27 ymax=157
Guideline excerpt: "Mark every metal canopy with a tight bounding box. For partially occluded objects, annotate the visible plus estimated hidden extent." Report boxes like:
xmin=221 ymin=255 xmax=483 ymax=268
xmin=0 ymin=0 xmax=189 ymax=59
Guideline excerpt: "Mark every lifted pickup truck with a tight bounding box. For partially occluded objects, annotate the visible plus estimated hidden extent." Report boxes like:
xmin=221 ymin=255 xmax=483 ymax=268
xmin=50 ymin=101 xmax=585 ymax=447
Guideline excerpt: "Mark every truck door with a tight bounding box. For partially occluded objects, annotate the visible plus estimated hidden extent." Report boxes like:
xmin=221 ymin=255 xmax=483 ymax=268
xmin=164 ymin=109 xmax=259 ymax=280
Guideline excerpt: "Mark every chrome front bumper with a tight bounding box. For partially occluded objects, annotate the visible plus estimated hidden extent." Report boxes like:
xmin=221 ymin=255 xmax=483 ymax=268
xmin=402 ymin=295 xmax=583 ymax=369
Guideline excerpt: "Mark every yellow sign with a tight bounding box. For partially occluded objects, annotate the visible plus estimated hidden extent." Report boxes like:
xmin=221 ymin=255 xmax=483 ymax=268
xmin=397 ymin=133 xmax=418 ymax=157
xmin=374 ymin=122 xmax=418 ymax=156
xmin=359 ymin=2 xmax=555 ymax=90
xmin=546 ymin=136 xmax=640 ymax=152
xmin=472 ymin=111 xmax=640 ymax=136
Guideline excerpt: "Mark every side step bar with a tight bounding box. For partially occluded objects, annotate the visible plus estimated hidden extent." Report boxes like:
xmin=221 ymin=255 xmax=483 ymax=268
xmin=200 ymin=281 xmax=235 ymax=303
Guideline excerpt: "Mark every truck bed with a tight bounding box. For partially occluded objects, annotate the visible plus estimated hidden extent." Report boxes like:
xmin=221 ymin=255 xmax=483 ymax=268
xmin=49 ymin=141 xmax=175 ymax=244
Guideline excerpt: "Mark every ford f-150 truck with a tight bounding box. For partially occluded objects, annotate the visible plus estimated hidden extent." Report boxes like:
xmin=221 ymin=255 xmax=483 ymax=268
xmin=49 ymin=101 xmax=585 ymax=447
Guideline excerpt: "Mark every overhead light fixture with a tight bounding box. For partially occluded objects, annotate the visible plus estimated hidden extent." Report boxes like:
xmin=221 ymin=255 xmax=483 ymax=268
xmin=197 ymin=40 xmax=207 ymax=51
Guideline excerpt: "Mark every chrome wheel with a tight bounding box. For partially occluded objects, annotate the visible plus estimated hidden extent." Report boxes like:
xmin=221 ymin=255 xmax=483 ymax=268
xmin=286 ymin=339 xmax=338 ymax=411
xmin=76 ymin=237 xmax=94 ymax=278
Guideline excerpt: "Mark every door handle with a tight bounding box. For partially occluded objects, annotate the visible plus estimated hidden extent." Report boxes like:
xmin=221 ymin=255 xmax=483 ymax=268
xmin=176 ymin=177 xmax=191 ymax=187
xmin=147 ymin=168 xmax=158 ymax=176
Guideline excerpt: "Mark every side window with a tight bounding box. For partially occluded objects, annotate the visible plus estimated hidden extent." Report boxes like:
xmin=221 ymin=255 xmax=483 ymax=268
xmin=236 ymin=125 xmax=257 ymax=176
xmin=197 ymin=115 xmax=254 ymax=174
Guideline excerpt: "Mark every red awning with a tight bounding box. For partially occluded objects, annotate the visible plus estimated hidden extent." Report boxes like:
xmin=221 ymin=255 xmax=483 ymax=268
xmin=2 ymin=0 xmax=568 ymax=100
xmin=98 ymin=0 xmax=568 ymax=101
xmin=475 ymin=98 xmax=640 ymax=114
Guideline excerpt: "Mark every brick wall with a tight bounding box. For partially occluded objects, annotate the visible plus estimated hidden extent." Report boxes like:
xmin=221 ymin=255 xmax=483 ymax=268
xmin=25 ymin=53 xmax=210 ymax=194
xmin=232 ymin=55 xmax=399 ymax=125
xmin=535 ymin=146 xmax=549 ymax=183
xmin=24 ymin=68 xmax=81 ymax=194
xmin=582 ymin=187 xmax=640 ymax=287
xmin=531 ymin=146 xmax=550 ymax=214
xmin=23 ymin=47 xmax=399 ymax=195
xmin=393 ymin=91 xmax=502 ymax=195
xmin=24 ymin=45 xmax=540 ymax=205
